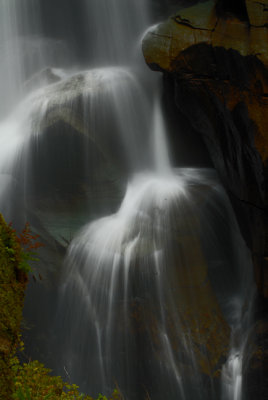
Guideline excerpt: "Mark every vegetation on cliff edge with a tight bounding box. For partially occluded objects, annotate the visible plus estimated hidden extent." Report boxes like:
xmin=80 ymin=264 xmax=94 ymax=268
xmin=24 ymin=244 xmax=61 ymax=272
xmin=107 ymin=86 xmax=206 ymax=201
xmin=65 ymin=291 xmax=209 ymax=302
xmin=0 ymin=214 xmax=122 ymax=400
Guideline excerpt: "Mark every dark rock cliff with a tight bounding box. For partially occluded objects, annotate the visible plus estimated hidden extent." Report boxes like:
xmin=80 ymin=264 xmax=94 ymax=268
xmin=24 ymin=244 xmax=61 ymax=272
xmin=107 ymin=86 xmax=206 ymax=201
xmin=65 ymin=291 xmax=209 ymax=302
xmin=143 ymin=0 xmax=268 ymax=302
xmin=143 ymin=2 xmax=268 ymax=395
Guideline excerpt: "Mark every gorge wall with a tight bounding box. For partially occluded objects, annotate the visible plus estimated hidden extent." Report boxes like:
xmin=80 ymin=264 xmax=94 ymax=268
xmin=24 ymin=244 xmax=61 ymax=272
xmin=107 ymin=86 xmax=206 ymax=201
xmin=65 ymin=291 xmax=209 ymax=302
xmin=143 ymin=0 xmax=268 ymax=301
xmin=143 ymin=1 xmax=268 ymax=396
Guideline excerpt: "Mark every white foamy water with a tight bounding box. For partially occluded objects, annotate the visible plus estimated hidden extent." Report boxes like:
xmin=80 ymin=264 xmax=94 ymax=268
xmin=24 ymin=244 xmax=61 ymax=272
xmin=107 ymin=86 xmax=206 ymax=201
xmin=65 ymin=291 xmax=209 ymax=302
xmin=59 ymin=170 xmax=192 ymax=397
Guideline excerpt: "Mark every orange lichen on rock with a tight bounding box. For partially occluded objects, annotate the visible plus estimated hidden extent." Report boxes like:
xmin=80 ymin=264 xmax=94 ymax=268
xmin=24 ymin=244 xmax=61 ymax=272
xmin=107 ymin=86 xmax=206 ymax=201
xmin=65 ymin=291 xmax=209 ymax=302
xmin=142 ymin=0 xmax=268 ymax=71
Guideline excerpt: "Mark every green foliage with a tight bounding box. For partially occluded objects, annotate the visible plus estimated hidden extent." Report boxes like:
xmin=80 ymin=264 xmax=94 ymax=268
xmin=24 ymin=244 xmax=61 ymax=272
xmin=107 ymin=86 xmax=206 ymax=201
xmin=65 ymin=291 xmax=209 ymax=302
xmin=0 ymin=214 xmax=28 ymax=400
xmin=11 ymin=359 xmax=122 ymax=400
xmin=12 ymin=359 xmax=87 ymax=399
xmin=0 ymin=215 xmax=43 ymax=274
xmin=10 ymin=221 xmax=43 ymax=273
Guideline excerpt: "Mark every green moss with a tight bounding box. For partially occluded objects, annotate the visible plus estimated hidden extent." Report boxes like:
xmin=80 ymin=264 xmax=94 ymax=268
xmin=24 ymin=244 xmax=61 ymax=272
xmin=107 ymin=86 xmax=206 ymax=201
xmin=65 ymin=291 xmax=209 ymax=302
xmin=0 ymin=214 xmax=27 ymax=400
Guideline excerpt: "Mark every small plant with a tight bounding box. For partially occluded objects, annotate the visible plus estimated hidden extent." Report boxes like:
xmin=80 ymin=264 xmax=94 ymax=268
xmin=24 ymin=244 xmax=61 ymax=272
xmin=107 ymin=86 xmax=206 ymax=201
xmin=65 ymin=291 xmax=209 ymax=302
xmin=96 ymin=395 xmax=108 ymax=400
xmin=10 ymin=222 xmax=44 ymax=273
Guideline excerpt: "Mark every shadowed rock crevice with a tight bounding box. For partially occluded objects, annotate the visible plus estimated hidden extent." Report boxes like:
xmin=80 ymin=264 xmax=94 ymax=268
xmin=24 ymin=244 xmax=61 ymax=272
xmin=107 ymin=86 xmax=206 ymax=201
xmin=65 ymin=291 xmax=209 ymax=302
xmin=216 ymin=0 xmax=250 ymax=22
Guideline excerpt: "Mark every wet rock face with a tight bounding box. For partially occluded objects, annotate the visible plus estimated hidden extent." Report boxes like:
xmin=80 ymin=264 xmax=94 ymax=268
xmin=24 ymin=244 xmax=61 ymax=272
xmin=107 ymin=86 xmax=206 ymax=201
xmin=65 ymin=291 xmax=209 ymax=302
xmin=142 ymin=0 xmax=268 ymax=301
xmin=246 ymin=318 xmax=268 ymax=399
xmin=163 ymin=44 xmax=267 ymax=300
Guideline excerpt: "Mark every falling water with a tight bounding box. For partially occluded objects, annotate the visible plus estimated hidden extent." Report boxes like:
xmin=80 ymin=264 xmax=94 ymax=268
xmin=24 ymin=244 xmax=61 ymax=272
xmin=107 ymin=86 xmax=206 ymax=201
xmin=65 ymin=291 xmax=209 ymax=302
xmin=83 ymin=0 xmax=150 ymax=65
xmin=151 ymin=96 xmax=171 ymax=174
xmin=0 ymin=0 xmax=69 ymax=117
xmin=0 ymin=1 xmax=256 ymax=400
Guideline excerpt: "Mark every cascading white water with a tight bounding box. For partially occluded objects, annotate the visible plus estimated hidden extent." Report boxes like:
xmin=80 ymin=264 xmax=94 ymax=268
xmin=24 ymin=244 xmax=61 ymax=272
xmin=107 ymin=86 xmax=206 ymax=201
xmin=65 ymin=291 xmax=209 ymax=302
xmin=220 ymin=253 xmax=256 ymax=400
xmin=0 ymin=0 xmax=69 ymax=117
xmin=58 ymin=166 xmax=255 ymax=399
xmin=0 ymin=1 xmax=256 ymax=400
xmin=151 ymin=96 xmax=171 ymax=173
xmin=83 ymin=0 xmax=150 ymax=65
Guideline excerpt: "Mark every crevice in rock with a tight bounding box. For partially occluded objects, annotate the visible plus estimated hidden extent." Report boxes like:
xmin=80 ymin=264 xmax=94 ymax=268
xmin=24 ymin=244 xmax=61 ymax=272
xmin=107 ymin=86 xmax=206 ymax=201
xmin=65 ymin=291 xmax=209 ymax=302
xmin=150 ymin=32 xmax=173 ymax=39
xmin=250 ymin=23 xmax=268 ymax=27
xmin=172 ymin=15 xmax=219 ymax=33
xmin=228 ymin=190 xmax=268 ymax=214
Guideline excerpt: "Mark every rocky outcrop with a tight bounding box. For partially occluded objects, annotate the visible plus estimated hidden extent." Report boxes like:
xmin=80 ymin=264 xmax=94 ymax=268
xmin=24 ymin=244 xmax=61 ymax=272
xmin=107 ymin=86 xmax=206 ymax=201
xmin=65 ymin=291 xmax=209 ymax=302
xmin=142 ymin=0 xmax=268 ymax=301
xmin=17 ymin=70 xmax=128 ymax=246
xmin=31 ymin=70 xmax=128 ymax=175
xmin=143 ymin=0 xmax=268 ymax=69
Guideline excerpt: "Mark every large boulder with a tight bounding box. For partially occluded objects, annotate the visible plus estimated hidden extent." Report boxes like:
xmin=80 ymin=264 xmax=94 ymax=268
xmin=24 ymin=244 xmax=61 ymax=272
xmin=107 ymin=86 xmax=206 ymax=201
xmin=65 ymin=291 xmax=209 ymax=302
xmin=143 ymin=0 xmax=268 ymax=70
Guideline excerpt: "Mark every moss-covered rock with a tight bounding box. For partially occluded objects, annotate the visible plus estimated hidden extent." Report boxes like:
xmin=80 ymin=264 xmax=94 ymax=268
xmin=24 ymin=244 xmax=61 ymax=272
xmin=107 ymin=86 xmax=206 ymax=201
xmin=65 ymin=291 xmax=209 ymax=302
xmin=0 ymin=213 xmax=27 ymax=400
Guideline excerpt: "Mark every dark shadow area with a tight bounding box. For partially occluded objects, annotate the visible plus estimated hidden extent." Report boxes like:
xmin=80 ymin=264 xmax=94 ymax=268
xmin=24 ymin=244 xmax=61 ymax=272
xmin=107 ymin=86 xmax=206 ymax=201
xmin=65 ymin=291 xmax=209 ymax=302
xmin=162 ymin=73 xmax=214 ymax=168
xmin=216 ymin=0 xmax=249 ymax=22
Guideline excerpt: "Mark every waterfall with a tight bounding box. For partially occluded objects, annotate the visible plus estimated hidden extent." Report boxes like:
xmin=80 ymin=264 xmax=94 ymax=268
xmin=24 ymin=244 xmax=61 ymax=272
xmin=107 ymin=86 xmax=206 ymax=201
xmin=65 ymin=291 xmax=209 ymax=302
xmin=83 ymin=0 xmax=150 ymax=65
xmin=0 ymin=0 xmax=69 ymax=117
xmin=0 ymin=1 xmax=256 ymax=400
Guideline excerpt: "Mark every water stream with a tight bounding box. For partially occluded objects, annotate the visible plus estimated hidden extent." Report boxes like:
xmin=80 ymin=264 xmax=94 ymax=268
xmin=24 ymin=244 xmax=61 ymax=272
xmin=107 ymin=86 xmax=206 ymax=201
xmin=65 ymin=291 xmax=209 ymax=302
xmin=0 ymin=1 xmax=256 ymax=399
